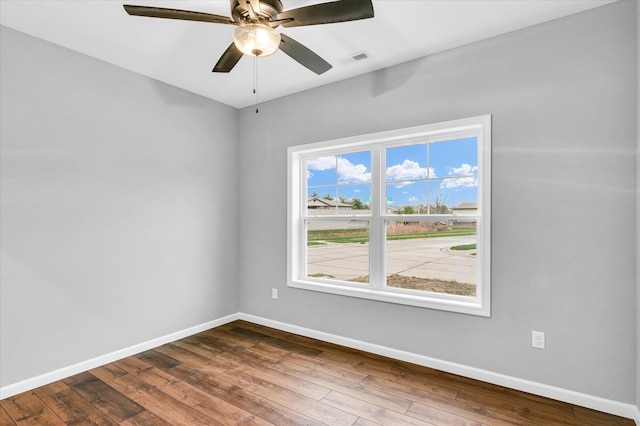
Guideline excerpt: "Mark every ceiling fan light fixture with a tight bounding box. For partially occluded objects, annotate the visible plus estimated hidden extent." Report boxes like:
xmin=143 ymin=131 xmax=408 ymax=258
xmin=233 ymin=24 xmax=281 ymax=56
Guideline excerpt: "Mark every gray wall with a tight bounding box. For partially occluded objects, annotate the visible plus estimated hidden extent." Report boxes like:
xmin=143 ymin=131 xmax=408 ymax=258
xmin=237 ymin=1 xmax=637 ymax=404
xmin=0 ymin=26 xmax=239 ymax=387
xmin=636 ymin=0 xmax=640 ymax=411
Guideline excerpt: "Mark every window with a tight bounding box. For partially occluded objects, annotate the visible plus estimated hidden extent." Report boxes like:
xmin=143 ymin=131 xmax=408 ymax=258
xmin=288 ymin=115 xmax=491 ymax=316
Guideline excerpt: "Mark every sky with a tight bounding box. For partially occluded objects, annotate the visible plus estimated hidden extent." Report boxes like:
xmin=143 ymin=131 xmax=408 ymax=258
xmin=307 ymin=137 xmax=478 ymax=211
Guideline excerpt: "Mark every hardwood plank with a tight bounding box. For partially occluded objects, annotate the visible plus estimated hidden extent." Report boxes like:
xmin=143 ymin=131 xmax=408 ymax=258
xmin=116 ymin=356 xmax=271 ymax=425
xmin=0 ymin=405 xmax=16 ymax=426
xmin=135 ymin=349 xmax=181 ymax=371
xmin=108 ymin=373 xmax=222 ymax=425
xmin=119 ymin=410 xmax=172 ymax=426
xmin=198 ymin=333 xmax=285 ymax=365
xmin=361 ymin=372 xmax=459 ymax=401
xmin=222 ymin=321 xmax=360 ymax=355
xmin=407 ymin=401 xmax=489 ymax=426
xmin=286 ymin=351 xmax=369 ymax=383
xmin=194 ymin=397 xmax=273 ymax=426
xmin=31 ymin=381 xmax=69 ymax=399
xmin=170 ymin=338 xmax=231 ymax=361
xmin=455 ymin=389 xmax=579 ymax=425
xmin=363 ymin=375 xmax=523 ymax=426
xmin=168 ymin=363 xmax=324 ymax=425
xmin=184 ymin=332 xmax=241 ymax=354
xmin=88 ymin=363 xmax=128 ymax=383
xmin=39 ymin=388 xmax=118 ymax=425
xmin=321 ymin=390 xmax=434 ymax=426
xmin=574 ymin=406 xmax=635 ymax=426
xmin=219 ymin=367 xmax=359 ymax=426
xmin=353 ymin=418 xmax=383 ymax=426
xmin=425 ymin=371 xmax=577 ymax=421
xmin=271 ymin=358 xmax=413 ymax=413
xmin=202 ymin=327 xmax=263 ymax=348
xmin=234 ymin=364 xmax=331 ymax=401
xmin=226 ymin=325 xmax=324 ymax=357
xmin=63 ymin=372 xmax=145 ymax=422
xmin=170 ymin=339 xmax=247 ymax=371
xmin=184 ymin=333 xmax=284 ymax=368
xmin=114 ymin=357 xmax=211 ymax=407
xmin=153 ymin=343 xmax=231 ymax=374
xmin=1 ymin=391 xmax=65 ymax=425
xmin=377 ymin=359 xmax=576 ymax=422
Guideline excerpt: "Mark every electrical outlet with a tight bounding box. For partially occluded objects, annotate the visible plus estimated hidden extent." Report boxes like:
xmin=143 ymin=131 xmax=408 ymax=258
xmin=532 ymin=331 xmax=545 ymax=349
xmin=272 ymin=288 xmax=278 ymax=299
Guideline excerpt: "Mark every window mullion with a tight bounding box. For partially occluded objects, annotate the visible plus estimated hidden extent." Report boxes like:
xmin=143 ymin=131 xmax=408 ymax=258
xmin=367 ymin=146 xmax=382 ymax=288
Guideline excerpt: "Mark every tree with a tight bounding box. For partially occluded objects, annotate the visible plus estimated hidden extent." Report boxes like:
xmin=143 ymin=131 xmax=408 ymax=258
xmin=322 ymin=193 xmax=334 ymax=200
xmin=310 ymin=191 xmax=318 ymax=198
xmin=399 ymin=205 xmax=415 ymax=215
xmin=351 ymin=198 xmax=365 ymax=210
xmin=339 ymin=195 xmax=347 ymax=203
xmin=429 ymin=192 xmax=449 ymax=214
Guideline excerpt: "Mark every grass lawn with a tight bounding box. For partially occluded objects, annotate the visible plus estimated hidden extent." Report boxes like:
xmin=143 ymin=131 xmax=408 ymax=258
xmin=349 ymin=275 xmax=476 ymax=296
xmin=450 ymin=243 xmax=476 ymax=251
xmin=307 ymin=226 xmax=475 ymax=245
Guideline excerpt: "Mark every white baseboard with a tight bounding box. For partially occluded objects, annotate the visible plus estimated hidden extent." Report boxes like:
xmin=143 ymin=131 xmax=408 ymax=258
xmin=0 ymin=313 xmax=240 ymax=400
xmin=238 ymin=313 xmax=639 ymax=423
xmin=2 ymin=311 xmax=637 ymax=424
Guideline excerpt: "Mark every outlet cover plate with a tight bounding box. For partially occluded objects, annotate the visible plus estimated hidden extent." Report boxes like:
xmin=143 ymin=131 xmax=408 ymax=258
xmin=532 ymin=331 xmax=545 ymax=349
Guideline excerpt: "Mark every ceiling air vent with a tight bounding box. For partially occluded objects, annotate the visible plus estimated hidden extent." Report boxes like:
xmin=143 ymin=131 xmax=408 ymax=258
xmin=339 ymin=51 xmax=371 ymax=65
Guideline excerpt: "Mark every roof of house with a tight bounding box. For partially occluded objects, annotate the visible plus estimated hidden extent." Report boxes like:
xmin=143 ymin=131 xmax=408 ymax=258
xmin=452 ymin=202 xmax=478 ymax=210
xmin=308 ymin=196 xmax=352 ymax=209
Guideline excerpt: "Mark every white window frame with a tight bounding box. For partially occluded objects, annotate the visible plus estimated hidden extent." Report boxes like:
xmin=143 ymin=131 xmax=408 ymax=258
xmin=287 ymin=115 xmax=491 ymax=316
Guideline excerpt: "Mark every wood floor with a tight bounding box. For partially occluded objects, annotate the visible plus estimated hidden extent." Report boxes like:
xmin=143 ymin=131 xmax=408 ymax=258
xmin=1 ymin=320 xmax=634 ymax=426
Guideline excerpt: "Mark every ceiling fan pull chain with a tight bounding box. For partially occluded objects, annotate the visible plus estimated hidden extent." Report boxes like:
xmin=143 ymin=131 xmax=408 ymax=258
xmin=254 ymin=55 xmax=259 ymax=113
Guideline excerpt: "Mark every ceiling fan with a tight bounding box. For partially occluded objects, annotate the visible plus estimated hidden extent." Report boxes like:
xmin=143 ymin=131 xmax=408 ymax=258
xmin=123 ymin=0 xmax=374 ymax=75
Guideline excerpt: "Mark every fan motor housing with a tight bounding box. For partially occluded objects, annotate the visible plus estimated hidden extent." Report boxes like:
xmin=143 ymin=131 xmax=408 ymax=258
xmin=231 ymin=0 xmax=283 ymax=22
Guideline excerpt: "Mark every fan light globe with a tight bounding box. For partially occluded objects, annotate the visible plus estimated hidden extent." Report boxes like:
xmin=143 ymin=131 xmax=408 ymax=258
xmin=233 ymin=24 xmax=281 ymax=56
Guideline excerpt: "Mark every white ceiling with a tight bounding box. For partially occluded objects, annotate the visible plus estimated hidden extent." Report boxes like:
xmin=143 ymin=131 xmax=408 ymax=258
xmin=0 ymin=0 xmax=615 ymax=109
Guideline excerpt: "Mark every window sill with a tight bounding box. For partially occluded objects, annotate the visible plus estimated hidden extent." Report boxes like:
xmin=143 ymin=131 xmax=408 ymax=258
xmin=288 ymin=279 xmax=490 ymax=317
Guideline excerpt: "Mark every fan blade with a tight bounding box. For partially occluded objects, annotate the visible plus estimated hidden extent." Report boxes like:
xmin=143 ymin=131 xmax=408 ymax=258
xmin=213 ymin=43 xmax=244 ymax=73
xmin=277 ymin=0 xmax=373 ymax=28
xmin=249 ymin=0 xmax=261 ymax=13
xmin=123 ymin=5 xmax=236 ymax=25
xmin=279 ymin=33 xmax=332 ymax=75
xmin=248 ymin=0 xmax=262 ymax=19
xmin=266 ymin=18 xmax=294 ymax=28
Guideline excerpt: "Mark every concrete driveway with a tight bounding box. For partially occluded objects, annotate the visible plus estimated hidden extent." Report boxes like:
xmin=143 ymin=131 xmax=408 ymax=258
xmin=306 ymin=235 xmax=477 ymax=284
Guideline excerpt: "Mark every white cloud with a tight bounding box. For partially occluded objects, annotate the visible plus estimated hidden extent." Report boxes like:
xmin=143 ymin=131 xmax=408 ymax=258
xmin=448 ymin=163 xmax=478 ymax=176
xmin=408 ymin=196 xmax=419 ymax=204
xmin=386 ymin=160 xmax=434 ymax=187
xmin=307 ymin=156 xmax=336 ymax=171
xmin=442 ymin=163 xmax=478 ymax=188
xmin=440 ymin=176 xmax=478 ymax=189
xmin=307 ymin=156 xmax=371 ymax=184
xmin=337 ymin=157 xmax=371 ymax=184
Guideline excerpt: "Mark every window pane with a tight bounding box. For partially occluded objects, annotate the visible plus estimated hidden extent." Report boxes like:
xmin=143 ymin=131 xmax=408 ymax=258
xmin=428 ymin=179 xmax=477 ymax=215
xmin=337 ymin=184 xmax=371 ymax=215
xmin=386 ymin=181 xmax=427 ymax=215
xmin=337 ymin=151 xmax=371 ymax=185
xmin=429 ymin=137 xmax=478 ymax=180
xmin=386 ymin=144 xmax=429 ymax=182
xmin=307 ymin=152 xmax=370 ymax=214
xmin=385 ymin=221 xmax=477 ymax=296
xmin=306 ymin=220 xmax=369 ymax=284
